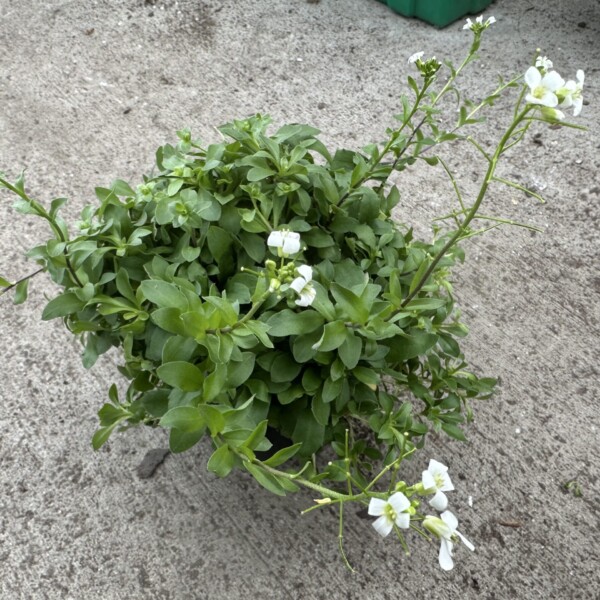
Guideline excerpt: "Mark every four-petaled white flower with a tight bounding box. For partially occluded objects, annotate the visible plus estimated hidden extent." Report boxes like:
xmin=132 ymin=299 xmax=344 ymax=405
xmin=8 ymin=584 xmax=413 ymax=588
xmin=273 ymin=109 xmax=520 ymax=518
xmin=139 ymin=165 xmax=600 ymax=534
xmin=422 ymin=459 xmax=454 ymax=511
xmin=368 ymin=492 xmax=411 ymax=538
xmin=559 ymin=70 xmax=585 ymax=116
xmin=267 ymin=229 xmax=301 ymax=256
xmin=463 ymin=15 xmax=496 ymax=31
xmin=408 ymin=51 xmax=424 ymax=64
xmin=524 ymin=66 xmax=565 ymax=108
xmin=423 ymin=511 xmax=475 ymax=571
xmin=535 ymin=56 xmax=553 ymax=72
xmin=289 ymin=264 xmax=316 ymax=307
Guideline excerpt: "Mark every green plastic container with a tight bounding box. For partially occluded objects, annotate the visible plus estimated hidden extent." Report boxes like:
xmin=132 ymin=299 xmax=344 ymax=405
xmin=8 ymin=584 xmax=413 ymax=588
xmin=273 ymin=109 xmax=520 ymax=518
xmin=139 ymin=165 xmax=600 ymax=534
xmin=378 ymin=0 xmax=494 ymax=28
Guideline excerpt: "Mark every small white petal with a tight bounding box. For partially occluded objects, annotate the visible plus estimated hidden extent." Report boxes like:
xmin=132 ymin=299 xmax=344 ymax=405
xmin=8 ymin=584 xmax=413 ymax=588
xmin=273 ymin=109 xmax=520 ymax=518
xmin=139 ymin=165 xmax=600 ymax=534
xmin=428 ymin=459 xmax=448 ymax=473
xmin=486 ymin=16 xmax=496 ymax=25
xmin=540 ymin=89 xmax=559 ymax=107
xmin=289 ymin=276 xmax=307 ymax=294
xmin=296 ymin=264 xmax=312 ymax=282
xmin=475 ymin=15 xmax=483 ymax=24
xmin=295 ymin=285 xmax=316 ymax=307
xmin=439 ymin=539 xmax=455 ymax=571
xmin=372 ymin=515 xmax=393 ymax=537
xmin=281 ymin=232 xmax=301 ymax=255
xmin=576 ymin=70 xmax=585 ymax=85
xmin=457 ymin=531 xmax=475 ymax=552
xmin=422 ymin=470 xmax=435 ymax=489
xmin=394 ymin=512 xmax=411 ymax=530
xmin=573 ymin=98 xmax=583 ymax=117
xmin=267 ymin=231 xmax=283 ymax=248
xmin=408 ymin=51 xmax=424 ymax=64
xmin=440 ymin=510 xmax=459 ymax=533
xmin=543 ymin=70 xmax=565 ymax=92
xmin=524 ymin=66 xmax=541 ymax=89
xmin=463 ymin=18 xmax=473 ymax=30
xmin=368 ymin=497 xmax=388 ymax=517
xmin=388 ymin=492 xmax=411 ymax=514
xmin=429 ymin=490 xmax=448 ymax=512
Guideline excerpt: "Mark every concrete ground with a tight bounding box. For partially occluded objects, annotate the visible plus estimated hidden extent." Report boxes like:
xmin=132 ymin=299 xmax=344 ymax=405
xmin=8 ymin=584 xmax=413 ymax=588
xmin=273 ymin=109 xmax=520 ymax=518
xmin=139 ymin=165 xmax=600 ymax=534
xmin=1 ymin=0 xmax=599 ymax=598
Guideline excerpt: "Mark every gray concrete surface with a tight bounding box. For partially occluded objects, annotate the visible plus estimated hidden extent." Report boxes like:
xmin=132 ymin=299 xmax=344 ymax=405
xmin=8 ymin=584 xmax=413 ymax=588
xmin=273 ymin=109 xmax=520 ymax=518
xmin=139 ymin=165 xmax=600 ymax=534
xmin=1 ymin=1 xmax=599 ymax=598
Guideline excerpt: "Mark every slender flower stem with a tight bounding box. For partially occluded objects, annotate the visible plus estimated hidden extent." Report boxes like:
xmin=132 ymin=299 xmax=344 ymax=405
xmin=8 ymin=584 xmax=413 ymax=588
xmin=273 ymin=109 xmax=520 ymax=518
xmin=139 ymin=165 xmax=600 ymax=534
xmin=400 ymin=105 xmax=532 ymax=307
xmin=335 ymin=78 xmax=434 ymax=209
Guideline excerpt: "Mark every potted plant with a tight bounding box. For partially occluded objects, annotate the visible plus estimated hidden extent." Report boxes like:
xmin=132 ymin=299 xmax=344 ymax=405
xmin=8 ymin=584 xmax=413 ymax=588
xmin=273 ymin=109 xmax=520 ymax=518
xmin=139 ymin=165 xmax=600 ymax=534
xmin=0 ymin=17 xmax=585 ymax=571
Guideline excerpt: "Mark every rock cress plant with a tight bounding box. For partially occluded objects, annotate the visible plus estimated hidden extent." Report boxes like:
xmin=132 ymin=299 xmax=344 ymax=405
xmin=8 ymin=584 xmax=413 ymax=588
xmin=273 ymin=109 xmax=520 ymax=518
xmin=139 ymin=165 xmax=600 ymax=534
xmin=0 ymin=18 xmax=585 ymax=570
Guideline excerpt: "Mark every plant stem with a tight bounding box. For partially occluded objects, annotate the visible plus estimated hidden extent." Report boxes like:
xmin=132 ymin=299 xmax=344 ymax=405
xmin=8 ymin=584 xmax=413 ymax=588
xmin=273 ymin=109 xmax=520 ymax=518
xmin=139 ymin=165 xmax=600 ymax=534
xmin=0 ymin=177 xmax=83 ymax=287
xmin=0 ymin=268 xmax=44 ymax=297
xmin=400 ymin=105 xmax=532 ymax=307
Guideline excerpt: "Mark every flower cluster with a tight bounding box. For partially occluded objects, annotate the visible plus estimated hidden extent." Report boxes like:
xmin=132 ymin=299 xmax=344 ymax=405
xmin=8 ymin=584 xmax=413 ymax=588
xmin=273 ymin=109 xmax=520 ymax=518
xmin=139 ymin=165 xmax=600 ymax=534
xmin=266 ymin=229 xmax=316 ymax=307
xmin=407 ymin=51 xmax=441 ymax=78
xmin=463 ymin=14 xmax=496 ymax=33
xmin=368 ymin=460 xmax=473 ymax=571
xmin=525 ymin=58 xmax=585 ymax=119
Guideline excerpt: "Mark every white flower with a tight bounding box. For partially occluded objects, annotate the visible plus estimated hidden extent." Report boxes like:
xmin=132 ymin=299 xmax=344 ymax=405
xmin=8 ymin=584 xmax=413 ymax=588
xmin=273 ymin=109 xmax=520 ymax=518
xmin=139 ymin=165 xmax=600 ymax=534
xmin=289 ymin=264 xmax=316 ymax=307
xmin=423 ymin=511 xmax=475 ymax=571
xmin=535 ymin=56 xmax=553 ymax=72
xmin=559 ymin=70 xmax=585 ymax=116
xmin=463 ymin=15 xmax=495 ymax=30
xmin=368 ymin=492 xmax=411 ymax=537
xmin=524 ymin=66 xmax=565 ymax=108
xmin=422 ymin=459 xmax=454 ymax=511
xmin=408 ymin=51 xmax=424 ymax=64
xmin=267 ymin=229 xmax=301 ymax=256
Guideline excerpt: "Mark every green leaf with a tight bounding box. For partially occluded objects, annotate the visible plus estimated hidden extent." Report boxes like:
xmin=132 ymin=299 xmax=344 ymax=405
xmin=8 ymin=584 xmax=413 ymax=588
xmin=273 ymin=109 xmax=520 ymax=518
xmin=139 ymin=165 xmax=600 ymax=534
xmin=404 ymin=297 xmax=446 ymax=311
xmin=244 ymin=462 xmax=286 ymax=496
xmin=312 ymin=320 xmax=347 ymax=352
xmin=14 ymin=279 xmax=29 ymax=305
xmin=162 ymin=336 xmax=198 ymax=364
xmin=271 ymin=354 xmax=302 ymax=383
xmin=227 ymin=354 xmax=256 ymax=388
xmin=386 ymin=331 xmax=438 ymax=362
xmin=263 ymin=442 xmax=303 ymax=467
xmin=139 ymin=280 xmax=189 ymax=311
xmin=92 ymin=423 xmax=120 ymax=450
xmin=331 ymin=283 xmax=369 ymax=324
xmin=311 ymin=395 xmax=330 ymax=426
xmin=352 ymin=366 xmax=380 ymax=388
xmin=41 ymin=292 xmax=86 ymax=320
xmin=409 ymin=256 xmax=431 ymax=295
xmin=243 ymin=321 xmax=274 ymax=348
xmin=441 ymin=423 xmax=467 ymax=442
xmin=266 ymin=309 xmax=324 ymax=336
xmin=207 ymin=226 xmax=233 ymax=260
xmin=151 ymin=307 xmax=186 ymax=336
xmin=203 ymin=364 xmax=228 ymax=401
xmin=247 ymin=167 xmax=276 ymax=182
xmin=292 ymin=410 xmax=325 ymax=456
xmin=160 ymin=406 xmax=205 ymax=432
xmin=207 ymin=444 xmax=235 ymax=477
xmin=322 ymin=377 xmax=343 ymax=403
xmin=338 ymin=331 xmax=362 ymax=369
xmin=157 ymin=361 xmax=204 ymax=391
xmin=198 ymin=405 xmax=226 ymax=436
xmin=241 ymin=419 xmax=269 ymax=451
xmin=169 ymin=428 xmax=204 ymax=453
